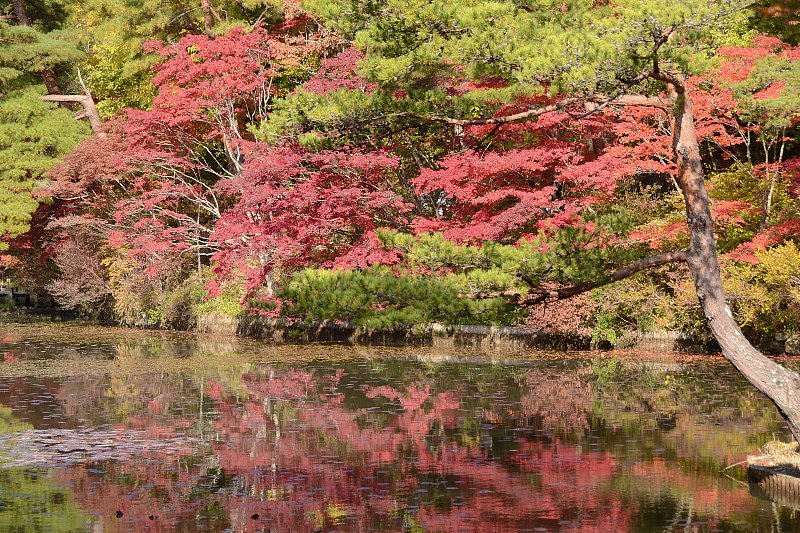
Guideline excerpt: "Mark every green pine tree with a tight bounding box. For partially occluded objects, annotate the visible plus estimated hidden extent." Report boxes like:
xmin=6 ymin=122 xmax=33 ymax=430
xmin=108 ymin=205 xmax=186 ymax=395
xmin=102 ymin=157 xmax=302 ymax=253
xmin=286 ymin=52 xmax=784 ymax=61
xmin=0 ymin=10 xmax=88 ymax=250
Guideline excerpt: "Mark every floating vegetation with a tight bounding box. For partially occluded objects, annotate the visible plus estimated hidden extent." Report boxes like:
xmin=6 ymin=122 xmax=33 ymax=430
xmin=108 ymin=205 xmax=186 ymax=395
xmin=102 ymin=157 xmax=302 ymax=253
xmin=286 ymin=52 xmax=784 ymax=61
xmin=757 ymin=440 xmax=800 ymax=473
xmin=0 ymin=428 xmax=202 ymax=468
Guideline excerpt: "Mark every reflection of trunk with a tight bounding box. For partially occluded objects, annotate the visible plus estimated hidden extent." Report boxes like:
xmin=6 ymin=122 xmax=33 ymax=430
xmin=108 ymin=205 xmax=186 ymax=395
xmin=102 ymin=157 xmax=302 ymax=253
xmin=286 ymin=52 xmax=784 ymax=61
xmin=673 ymin=91 xmax=800 ymax=441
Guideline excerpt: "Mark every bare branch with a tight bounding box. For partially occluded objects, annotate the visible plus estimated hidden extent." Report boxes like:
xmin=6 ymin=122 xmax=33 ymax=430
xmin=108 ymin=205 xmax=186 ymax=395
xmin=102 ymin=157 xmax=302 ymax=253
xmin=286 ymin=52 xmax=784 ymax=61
xmin=527 ymin=250 xmax=689 ymax=303
xmin=460 ymin=250 xmax=689 ymax=303
xmin=363 ymin=97 xmax=581 ymax=127
xmin=340 ymin=91 xmax=674 ymax=136
xmin=613 ymin=94 xmax=673 ymax=109
xmin=42 ymin=94 xmax=104 ymax=136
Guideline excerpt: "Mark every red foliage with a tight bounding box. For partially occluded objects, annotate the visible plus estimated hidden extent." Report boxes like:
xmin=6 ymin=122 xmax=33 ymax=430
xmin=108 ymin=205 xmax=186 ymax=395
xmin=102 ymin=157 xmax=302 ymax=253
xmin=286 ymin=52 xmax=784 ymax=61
xmin=412 ymin=103 xmax=624 ymax=242
xmin=41 ymin=27 xmax=326 ymax=279
xmin=32 ymin=32 xmax=800 ymax=302
xmin=604 ymin=37 xmax=800 ymax=255
xmin=211 ymin=144 xmax=410 ymax=292
xmin=44 ymin=220 xmax=111 ymax=311
xmin=140 ymin=27 xmax=318 ymax=140
xmin=302 ymin=47 xmax=375 ymax=95
xmin=39 ymin=135 xmax=129 ymax=206
xmin=730 ymin=219 xmax=800 ymax=262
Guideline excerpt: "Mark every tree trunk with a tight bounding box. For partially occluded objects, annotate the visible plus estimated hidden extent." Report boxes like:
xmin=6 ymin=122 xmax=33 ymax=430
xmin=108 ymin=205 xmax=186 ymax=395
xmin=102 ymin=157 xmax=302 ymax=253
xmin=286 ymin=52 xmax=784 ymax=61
xmin=39 ymin=68 xmax=62 ymax=96
xmin=200 ymin=0 xmax=222 ymax=35
xmin=757 ymin=175 xmax=775 ymax=233
xmin=673 ymin=91 xmax=800 ymax=441
xmin=11 ymin=0 xmax=62 ymax=95
xmin=201 ymin=0 xmax=214 ymax=34
xmin=11 ymin=0 xmax=30 ymax=25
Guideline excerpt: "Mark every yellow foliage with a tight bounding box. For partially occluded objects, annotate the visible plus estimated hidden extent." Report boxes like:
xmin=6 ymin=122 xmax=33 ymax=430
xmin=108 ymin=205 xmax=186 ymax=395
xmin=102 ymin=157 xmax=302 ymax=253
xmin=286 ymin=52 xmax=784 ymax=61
xmin=755 ymin=241 xmax=800 ymax=304
xmin=723 ymin=261 xmax=778 ymax=328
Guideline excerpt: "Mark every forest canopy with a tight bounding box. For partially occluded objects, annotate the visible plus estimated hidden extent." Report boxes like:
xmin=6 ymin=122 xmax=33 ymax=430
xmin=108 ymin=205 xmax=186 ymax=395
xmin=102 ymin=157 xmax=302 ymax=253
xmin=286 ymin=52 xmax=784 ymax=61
xmin=0 ymin=0 xmax=799 ymax=349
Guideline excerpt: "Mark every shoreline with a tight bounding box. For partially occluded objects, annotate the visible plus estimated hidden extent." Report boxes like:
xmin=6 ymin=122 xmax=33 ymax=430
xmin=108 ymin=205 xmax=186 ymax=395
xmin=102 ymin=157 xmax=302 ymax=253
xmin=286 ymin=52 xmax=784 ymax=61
xmin=0 ymin=316 xmax=770 ymax=363
xmin=2 ymin=311 xmax=717 ymax=354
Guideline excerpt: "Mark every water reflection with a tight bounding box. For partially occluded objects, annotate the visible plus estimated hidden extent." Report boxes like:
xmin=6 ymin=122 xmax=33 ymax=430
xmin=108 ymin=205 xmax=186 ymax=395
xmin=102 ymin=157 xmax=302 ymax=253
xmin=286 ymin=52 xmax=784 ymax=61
xmin=0 ymin=324 xmax=798 ymax=531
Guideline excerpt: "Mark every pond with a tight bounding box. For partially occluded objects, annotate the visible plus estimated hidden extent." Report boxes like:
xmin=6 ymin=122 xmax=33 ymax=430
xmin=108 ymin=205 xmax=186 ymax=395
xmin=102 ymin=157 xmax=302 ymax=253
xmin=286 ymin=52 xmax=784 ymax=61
xmin=0 ymin=322 xmax=797 ymax=532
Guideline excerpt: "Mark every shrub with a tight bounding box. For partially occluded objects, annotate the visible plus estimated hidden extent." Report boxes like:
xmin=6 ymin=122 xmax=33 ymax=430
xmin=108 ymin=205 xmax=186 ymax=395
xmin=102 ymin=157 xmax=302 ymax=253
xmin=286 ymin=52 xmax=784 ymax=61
xmin=589 ymin=270 xmax=687 ymax=346
xmin=104 ymin=252 xmax=164 ymax=327
xmin=588 ymin=242 xmax=800 ymax=346
xmin=723 ymin=242 xmax=800 ymax=341
xmin=162 ymin=272 xmax=209 ymax=330
xmin=279 ymin=266 xmax=524 ymax=330
xmin=46 ymin=230 xmax=112 ymax=318
xmin=192 ymin=280 xmax=245 ymax=318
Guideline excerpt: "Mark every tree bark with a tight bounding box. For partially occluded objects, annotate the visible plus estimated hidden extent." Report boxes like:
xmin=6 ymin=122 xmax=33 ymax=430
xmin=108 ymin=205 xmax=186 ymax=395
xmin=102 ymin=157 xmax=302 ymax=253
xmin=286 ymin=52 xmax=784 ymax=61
xmin=672 ymin=90 xmax=800 ymax=441
xmin=758 ymin=174 xmax=776 ymax=233
xmin=39 ymin=69 xmax=62 ymax=96
xmin=533 ymin=250 xmax=689 ymax=303
xmin=201 ymin=0 xmax=214 ymax=34
xmin=10 ymin=0 xmax=62 ymax=95
xmin=200 ymin=0 xmax=222 ymax=35
xmin=11 ymin=0 xmax=30 ymax=25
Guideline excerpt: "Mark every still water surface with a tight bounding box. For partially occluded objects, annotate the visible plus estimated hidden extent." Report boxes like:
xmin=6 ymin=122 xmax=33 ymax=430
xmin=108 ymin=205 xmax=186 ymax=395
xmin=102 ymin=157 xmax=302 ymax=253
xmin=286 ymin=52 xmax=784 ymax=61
xmin=0 ymin=322 xmax=798 ymax=532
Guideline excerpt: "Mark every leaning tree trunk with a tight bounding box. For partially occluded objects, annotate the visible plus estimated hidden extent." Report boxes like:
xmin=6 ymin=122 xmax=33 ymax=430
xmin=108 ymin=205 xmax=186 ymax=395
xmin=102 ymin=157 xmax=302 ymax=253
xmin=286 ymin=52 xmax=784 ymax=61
xmin=673 ymin=91 xmax=800 ymax=441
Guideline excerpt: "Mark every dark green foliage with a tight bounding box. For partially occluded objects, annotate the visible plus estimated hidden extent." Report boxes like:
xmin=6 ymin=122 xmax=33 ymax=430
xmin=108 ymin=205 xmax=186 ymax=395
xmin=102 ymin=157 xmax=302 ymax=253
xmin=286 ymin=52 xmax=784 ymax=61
xmin=281 ymin=267 xmax=524 ymax=329
xmin=753 ymin=1 xmax=800 ymax=44
xmin=0 ymin=20 xmax=80 ymax=90
xmin=0 ymin=18 xmax=88 ymax=249
xmin=0 ymin=90 xmax=88 ymax=249
xmin=306 ymin=0 xmax=754 ymax=92
xmin=278 ymin=213 xmax=642 ymax=329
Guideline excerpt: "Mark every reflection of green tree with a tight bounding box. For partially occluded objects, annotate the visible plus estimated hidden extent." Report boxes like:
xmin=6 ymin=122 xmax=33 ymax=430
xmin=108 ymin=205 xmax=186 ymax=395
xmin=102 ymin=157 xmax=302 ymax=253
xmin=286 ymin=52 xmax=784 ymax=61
xmin=0 ymin=405 xmax=32 ymax=435
xmin=586 ymin=360 xmax=786 ymax=474
xmin=0 ymin=404 xmax=33 ymax=470
xmin=104 ymin=376 xmax=144 ymax=418
xmin=0 ymin=468 xmax=92 ymax=532
xmin=0 ymin=406 xmax=91 ymax=531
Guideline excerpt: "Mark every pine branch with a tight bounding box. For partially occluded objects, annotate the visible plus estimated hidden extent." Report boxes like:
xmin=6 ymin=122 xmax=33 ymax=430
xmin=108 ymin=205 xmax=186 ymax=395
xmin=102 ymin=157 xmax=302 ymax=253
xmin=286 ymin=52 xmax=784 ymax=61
xmin=459 ymin=250 xmax=689 ymax=303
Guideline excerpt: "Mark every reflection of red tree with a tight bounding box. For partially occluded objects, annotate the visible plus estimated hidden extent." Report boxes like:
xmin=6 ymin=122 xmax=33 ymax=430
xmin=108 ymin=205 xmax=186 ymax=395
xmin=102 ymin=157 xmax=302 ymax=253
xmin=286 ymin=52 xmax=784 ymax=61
xmin=54 ymin=452 xmax=215 ymax=533
xmin=37 ymin=367 xmax=763 ymax=531
xmin=194 ymin=372 xmax=634 ymax=531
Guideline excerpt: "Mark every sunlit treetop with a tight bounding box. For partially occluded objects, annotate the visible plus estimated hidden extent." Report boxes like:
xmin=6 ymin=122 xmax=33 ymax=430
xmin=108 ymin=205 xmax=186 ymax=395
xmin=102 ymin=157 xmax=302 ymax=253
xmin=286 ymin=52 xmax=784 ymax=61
xmin=66 ymin=0 xmax=315 ymax=116
xmin=0 ymin=21 xmax=82 ymax=92
xmin=304 ymin=0 xmax=756 ymax=95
